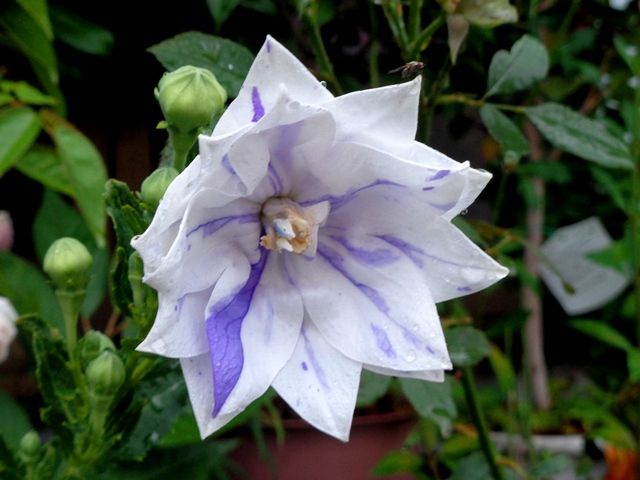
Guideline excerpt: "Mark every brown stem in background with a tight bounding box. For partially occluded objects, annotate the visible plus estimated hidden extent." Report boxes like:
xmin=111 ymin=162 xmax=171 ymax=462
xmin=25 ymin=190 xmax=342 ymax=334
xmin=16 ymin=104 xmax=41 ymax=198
xmin=522 ymin=121 xmax=551 ymax=411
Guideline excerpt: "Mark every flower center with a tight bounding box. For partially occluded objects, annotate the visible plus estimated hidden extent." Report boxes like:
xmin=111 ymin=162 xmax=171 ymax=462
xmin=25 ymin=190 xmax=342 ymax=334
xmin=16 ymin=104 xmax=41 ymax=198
xmin=260 ymin=198 xmax=330 ymax=255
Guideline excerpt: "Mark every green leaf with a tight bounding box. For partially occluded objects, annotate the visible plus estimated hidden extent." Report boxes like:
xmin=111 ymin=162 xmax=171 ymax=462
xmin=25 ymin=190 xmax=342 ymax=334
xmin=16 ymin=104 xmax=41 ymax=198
xmin=0 ymin=107 xmax=41 ymax=176
xmin=16 ymin=0 xmax=53 ymax=39
xmin=239 ymin=0 xmax=277 ymax=15
xmin=445 ymin=326 xmax=491 ymax=367
xmin=356 ymin=370 xmax=392 ymax=407
xmin=587 ymin=238 xmax=632 ymax=275
xmin=373 ymin=450 xmax=422 ymax=476
xmin=488 ymin=345 xmax=516 ymax=397
xmin=399 ymin=377 xmax=456 ymax=435
xmin=49 ymin=6 xmax=114 ymax=56
xmin=486 ymin=34 xmax=549 ymax=97
xmin=627 ymin=348 xmax=640 ymax=382
xmin=458 ymin=0 xmax=518 ymax=28
xmin=148 ymin=32 xmax=255 ymax=98
xmin=479 ymin=104 xmax=529 ymax=159
xmin=570 ymin=319 xmax=633 ymax=352
xmin=0 ymin=390 xmax=32 ymax=452
xmin=525 ymin=103 xmax=634 ymax=170
xmin=517 ymin=161 xmax=572 ymax=183
xmin=1 ymin=80 xmax=57 ymax=106
xmin=590 ymin=166 xmax=628 ymax=212
xmin=0 ymin=436 xmax=22 ymax=480
xmin=530 ymin=454 xmax=572 ymax=478
xmin=0 ymin=252 xmax=64 ymax=332
xmin=33 ymin=190 xmax=108 ymax=316
xmin=614 ymin=37 xmax=640 ymax=76
xmin=15 ymin=146 xmax=74 ymax=196
xmin=206 ymin=0 xmax=241 ymax=31
xmin=0 ymin=3 xmax=60 ymax=104
xmin=50 ymin=121 xmax=107 ymax=246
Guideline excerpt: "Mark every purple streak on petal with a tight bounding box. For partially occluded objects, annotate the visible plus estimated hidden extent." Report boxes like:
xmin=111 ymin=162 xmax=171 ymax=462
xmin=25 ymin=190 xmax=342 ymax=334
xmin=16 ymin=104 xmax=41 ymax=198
xmin=429 ymin=169 xmax=450 ymax=181
xmin=328 ymin=235 xmax=399 ymax=267
xmin=376 ymin=235 xmax=425 ymax=269
xmin=318 ymin=244 xmax=389 ymax=314
xmin=207 ymin=249 xmax=269 ymax=417
xmin=371 ymin=323 xmax=397 ymax=358
xmin=301 ymin=327 xmax=329 ymax=390
xmin=187 ymin=214 xmax=258 ymax=238
xmin=174 ymin=295 xmax=186 ymax=313
xmin=301 ymin=179 xmax=405 ymax=212
xmin=221 ymin=154 xmax=236 ymax=176
xmin=422 ymin=186 xmax=435 ymax=191
xmin=251 ymin=87 xmax=265 ymax=122
xmin=266 ymin=39 xmax=272 ymax=52
xmin=429 ymin=201 xmax=457 ymax=211
xmin=267 ymin=163 xmax=283 ymax=194
xmin=301 ymin=361 xmax=308 ymax=371
xmin=457 ymin=286 xmax=473 ymax=292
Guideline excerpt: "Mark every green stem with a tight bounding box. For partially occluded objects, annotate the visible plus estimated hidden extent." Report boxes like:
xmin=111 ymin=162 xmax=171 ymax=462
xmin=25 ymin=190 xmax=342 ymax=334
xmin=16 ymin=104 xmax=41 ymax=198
xmin=409 ymin=13 xmax=445 ymax=60
xmin=303 ymin=13 xmax=343 ymax=95
xmin=56 ymin=290 xmax=84 ymax=358
xmin=368 ymin=2 xmax=380 ymax=88
xmin=436 ymin=93 xmax=526 ymax=113
xmin=408 ymin=0 xmax=423 ymax=41
xmin=169 ymin=128 xmax=197 ymax=172
xmin=461 ymin=367 xmax=504 ymax=480
xmin=419 ymin=58 xmax=451 ymax=144
xmin=382 ymin=1 xmax=410 ymax=60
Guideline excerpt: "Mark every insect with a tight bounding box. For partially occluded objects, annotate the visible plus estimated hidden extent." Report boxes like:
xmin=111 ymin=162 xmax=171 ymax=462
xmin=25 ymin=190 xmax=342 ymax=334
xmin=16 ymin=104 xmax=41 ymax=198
xmin=388 ymin=61 xmax=425 ymax=79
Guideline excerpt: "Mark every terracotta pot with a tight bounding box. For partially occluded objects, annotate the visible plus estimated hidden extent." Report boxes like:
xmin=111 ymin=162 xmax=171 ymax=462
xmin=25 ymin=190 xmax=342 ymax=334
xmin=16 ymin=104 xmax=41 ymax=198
xmin=230 ymin=410 xmax=416 ymax=480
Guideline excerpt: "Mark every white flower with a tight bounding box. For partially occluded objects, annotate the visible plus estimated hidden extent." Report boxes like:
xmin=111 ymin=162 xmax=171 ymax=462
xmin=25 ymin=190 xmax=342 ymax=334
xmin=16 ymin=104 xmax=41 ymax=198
xmin=132 ymin=36 xmax=508 ymax=441
xmin=0 ymin=297 xmax=18 ymax=364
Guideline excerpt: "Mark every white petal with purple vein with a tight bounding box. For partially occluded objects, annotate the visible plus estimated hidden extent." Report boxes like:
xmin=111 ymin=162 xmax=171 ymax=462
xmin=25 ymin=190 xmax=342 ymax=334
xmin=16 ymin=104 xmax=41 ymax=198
xmin=272 ymin=317 xmax=362 ymax=441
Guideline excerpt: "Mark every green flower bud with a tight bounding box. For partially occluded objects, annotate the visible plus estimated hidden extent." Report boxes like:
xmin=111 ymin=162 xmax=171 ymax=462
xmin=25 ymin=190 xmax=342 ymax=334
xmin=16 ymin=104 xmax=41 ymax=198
xmin=78 ymin=331 xmax=115 ymax=368
xmin=140 ymin=166 xmax=179 ymax=210
xmin=43 ymin=238 xmax=93 ymax=291
xmin=86 ymin=350 xmax=125 ymax=397
xmin=19 ymin=431 xmax=41 ymax=461
xmin=155 ymin=66 xmax=227 ymax=133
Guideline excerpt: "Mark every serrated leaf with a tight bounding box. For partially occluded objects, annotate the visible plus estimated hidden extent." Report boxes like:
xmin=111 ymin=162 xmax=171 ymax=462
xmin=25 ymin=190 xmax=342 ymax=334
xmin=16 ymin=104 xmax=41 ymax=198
xmin=50 ymin=120 xmax=108 ymax=246
xmin=480 ymin=104 xmax=529 ymax=159
xmin=356 ymin=370 xmax=392 ymax=407
xmin=105 ymin=180 xmax=152 ymax=252
xmin=570 ymin=319 xmax=633 ymax=352
xmin=0 ymin=390 xmax=32 ymax=452
xmin=0 ymin=252 xmax=63 ymax=332
xmin=49 ymin=5 xmax=114 ymax=56
xmin=0 ymin=107 xmax=41 ymax=176
xmin=399 ymin=377 xmax=456 ymax=435
xmin=445 ymin=326 xmax=491 ymax=367
xmin=486 ymin=34 xmax=549 ymax=97
xmin=148 ymin=32 xmax=254 ymax=98
xmin=525 ymin=103 xmax=633 ymax=170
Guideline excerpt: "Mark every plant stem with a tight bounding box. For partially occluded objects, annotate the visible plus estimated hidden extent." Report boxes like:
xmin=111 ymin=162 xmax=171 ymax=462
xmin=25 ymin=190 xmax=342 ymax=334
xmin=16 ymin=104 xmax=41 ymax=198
xmin=410 ymin=14 xmax=445 ymax=60
xmin=368 ymin=2 xmax=381 ymax=88
xmin=169 ymin=128 xmax=197 ymax=172
xmin=56 ymin=290 xmax=84 ymax=358
xmin=303 ymin=13 xmax=343 ymax=95
xmin=408 ymin=0 xmax=423 ymax=41
xmin=461 ymin=367 xmax=504 ymax=480
xmin=381 ymin=0 xmax=410 ymax=60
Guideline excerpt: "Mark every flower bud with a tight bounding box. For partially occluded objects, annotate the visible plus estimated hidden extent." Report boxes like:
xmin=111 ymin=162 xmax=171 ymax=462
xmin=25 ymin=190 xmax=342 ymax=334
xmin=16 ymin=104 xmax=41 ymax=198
xmin=0 ymin=297 xmax=17 ymax=364
xmin=86 ymin=350 xmax=126 ymax=397
xmin=140 ymin=166 xmax=179 ymax=210
xmin=78 ymin=330 xmax=115 ymax=368
xmin=43 ymin=238 xmax=93 ymax=291
xmin=19 ymin=431 xmax=41 ymax=462
xmin=0 ymin=211 xmax=13 ymax=251
xmin=155 ymin=66 xmax=227 ymax=133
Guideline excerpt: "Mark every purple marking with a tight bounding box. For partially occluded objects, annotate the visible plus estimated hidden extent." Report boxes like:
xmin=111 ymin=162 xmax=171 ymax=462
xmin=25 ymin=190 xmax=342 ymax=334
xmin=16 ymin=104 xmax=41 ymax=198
xmin=207 ymin=249 xmax=269 ymax=417
xmin=302 ymin=328 xmax=328 ymax=389
xmin=267 ymin=163 xmax=283 ymax=194
xmin=429 ymin=201 xmax=457 ymax=211
xmin=301 ymin=361 xmax=308 ymax=371
xmin=301 ymin=179 xmax=404 ymax=212
xmin=251 ymin=87 xmax=264 ymax=122
xmin=422 ymin=186 xmax=435 ymax=191
xmin=318 ymin=244 xmax=389 ymax=314
xmin=266 ymin=39 xmax=272 ymax=52
xmin=371 ymin=323 xmax=397 ymax=358
xmin=174 ymin=295 xmax=186 ymax=314
xmin=221 ymin=154 xmax=237 ymax=176
xmin=457 ymin=286 xmax=473 ymax=292
xmin=376 ymin=235 xmax=425 ymax=268
xmin=187 ymin=214 xmax=258 ymax=238
xmin=329 ymin=235 xmax=398 ymax=267
xmin=429 ymin=169 xmax=450 ymax=181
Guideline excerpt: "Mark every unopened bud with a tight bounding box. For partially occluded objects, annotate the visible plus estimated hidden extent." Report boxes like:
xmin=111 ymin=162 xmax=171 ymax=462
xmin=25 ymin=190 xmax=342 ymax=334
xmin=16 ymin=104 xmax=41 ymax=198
xmin=0 ymin=211 xmax=13 ymax=251
xmin=86 ymin=351 xmax=125 ymax=398
xmin=43 ymin=238 xmax=93 ymax=291
xmin=78 ymin=331 xmax=115 ymax=368
xmin=140 ymin=166 xmax=178 ymax=210
xmin=19 ymin=431 xmax=41 ymax=462
xmin=155 ymin=66 xmax=227 ymax=133
xmin=0 ymin=297 xmax=17 ymax=364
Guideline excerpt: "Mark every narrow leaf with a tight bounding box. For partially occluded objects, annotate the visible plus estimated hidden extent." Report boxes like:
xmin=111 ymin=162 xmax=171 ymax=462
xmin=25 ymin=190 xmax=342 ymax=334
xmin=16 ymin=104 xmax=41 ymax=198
xmin=49 ymin=6 xmax=114 ymax=56
xmin=570 ymin=319 xmax=633 ymax=352
xmin=526 ymin=103 xmax=634 ymax=170
xmin=486 ymin=34 xmax=549 ymax=97
xmin=0 ymin=107 xmax=41 ymax=176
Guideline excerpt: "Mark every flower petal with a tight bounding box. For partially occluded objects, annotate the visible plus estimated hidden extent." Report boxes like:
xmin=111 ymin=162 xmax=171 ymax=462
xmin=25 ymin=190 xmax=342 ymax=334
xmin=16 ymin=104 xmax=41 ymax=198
xmin=272 ymin=316 xmax=362 ymax=441
xmin=322 ymin=78 xmax=421 ymax=157
xmin=213 ymin=36 xmax=333 ymax=136
xmin=205 ymin=251 xmax=304 ymax=418
xmin=289 ymin=233 xmax=451 ymax=372
xmin=325 ymin=184 xmax=508 ymax=302
xmin=365 ymin=364 xmax=445 ymax=382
